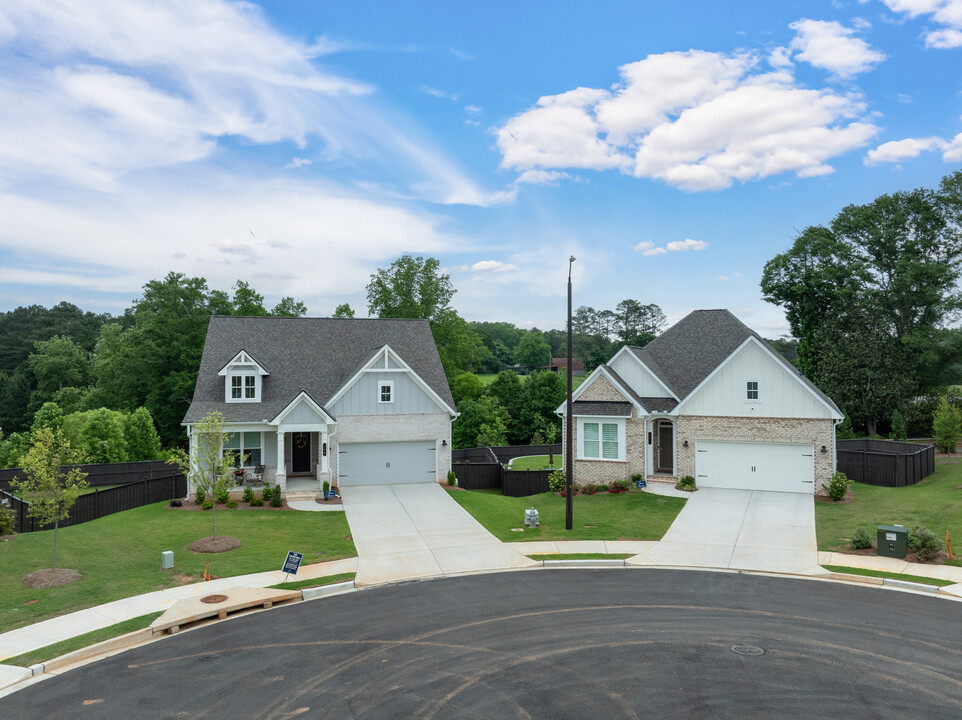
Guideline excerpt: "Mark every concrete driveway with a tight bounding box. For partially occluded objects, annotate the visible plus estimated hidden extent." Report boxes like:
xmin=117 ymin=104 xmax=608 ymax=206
xmin=340 ymin=483 xmax=535 ymax=586
xmin=632 ymin=488 xmax=819 ymax=574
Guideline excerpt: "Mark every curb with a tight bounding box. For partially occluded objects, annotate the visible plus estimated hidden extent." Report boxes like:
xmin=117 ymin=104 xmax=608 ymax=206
xmin=301 ymin=581 xmax=356 ymax=600
xmin=882 ymin=578 xmax=941 ymax=593
xmin=542 ymin=559 xmax=627 ymax=568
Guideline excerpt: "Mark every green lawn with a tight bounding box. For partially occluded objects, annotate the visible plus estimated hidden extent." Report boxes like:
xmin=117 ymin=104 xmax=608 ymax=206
xmin=0 ymin=502 xmax=355 ymax=633
xmin=821 ymin=565 xmax=954 ymax=587
xmin=815 ymin=458 xmax=962 ymax=566
xmin=527 ymin=553 xmax=633 ymax=560
xmin=475 ymin=373 xmax=587 ymax=389
xmin=269 ymin=572 xmax=356 ymax=591
xmin=447 ymin=487 xmax=685 ymax=541
xmin=509 ymin=454 xmax=561 ymax=470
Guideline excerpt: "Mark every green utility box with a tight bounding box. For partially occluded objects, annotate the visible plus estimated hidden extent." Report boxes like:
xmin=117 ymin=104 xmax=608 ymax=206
xmin=877 ymin=525 xmax=907 ymax=559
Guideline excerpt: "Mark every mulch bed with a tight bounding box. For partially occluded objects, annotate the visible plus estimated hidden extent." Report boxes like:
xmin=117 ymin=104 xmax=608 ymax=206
xmin=22 ymin=568 xmax=83 ymax=588
xmin=165 ymin=501 xmax=293 ymax=512
xmin=815 ymin=486 xmax=856 ymax=504
xmin=837 ymin=546 xmax=951 ymax=565
xmin=188 ymin=536 xmax=241 ymax=553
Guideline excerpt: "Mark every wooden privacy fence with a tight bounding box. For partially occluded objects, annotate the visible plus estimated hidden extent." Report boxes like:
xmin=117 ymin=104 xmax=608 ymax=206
xmin=1 ymin=473 xmax=187 ymax=534
xmin=836 ymin=439 xmax=935 ymax=487
xmin=452 ymin=444 xmax=562 ymax=465
xmin=0 ymin=460 xmax=178 ymax=491
xmin=450 ymin=463 xmax=551 ymax=497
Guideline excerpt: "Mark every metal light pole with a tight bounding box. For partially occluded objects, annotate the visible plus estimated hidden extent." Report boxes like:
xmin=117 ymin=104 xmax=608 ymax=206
xmin=566 ymin=255 xmax=575 ymax=530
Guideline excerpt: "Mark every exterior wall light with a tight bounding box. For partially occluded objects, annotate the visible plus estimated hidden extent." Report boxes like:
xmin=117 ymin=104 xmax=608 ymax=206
xmin=820 ymin=445 xmax=827 ymax=453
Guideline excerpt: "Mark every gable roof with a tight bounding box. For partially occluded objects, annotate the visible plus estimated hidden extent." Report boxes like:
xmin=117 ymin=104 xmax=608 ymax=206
xmin=625 ymin=309 xmax=840 ymax=415
xmin=183 ymin=316 xmax=455 ymax=424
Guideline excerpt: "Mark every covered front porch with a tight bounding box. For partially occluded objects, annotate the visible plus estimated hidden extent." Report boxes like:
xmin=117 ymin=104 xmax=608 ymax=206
xmin=272 ymin=391 xmax=337 ymax=495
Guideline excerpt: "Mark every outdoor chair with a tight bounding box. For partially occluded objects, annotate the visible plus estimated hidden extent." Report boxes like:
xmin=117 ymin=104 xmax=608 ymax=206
xmin=251 ymin=465 xmax=265 ymax=487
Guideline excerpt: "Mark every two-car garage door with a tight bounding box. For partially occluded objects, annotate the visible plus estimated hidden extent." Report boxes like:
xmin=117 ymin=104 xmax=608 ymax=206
xmin=338 ymin=440 xmax=437 ymax=486
xmin=695 ymin=441 xmax=815 ymax=494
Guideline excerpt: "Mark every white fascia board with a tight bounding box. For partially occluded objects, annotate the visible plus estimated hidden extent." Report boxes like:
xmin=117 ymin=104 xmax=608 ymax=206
xmin=326 ymin=344 xmax=457 ymax=416
xmin=270 ymin=391 xmax=337 ymax=425
xmin=553 ymin=366 xmax=643 ymax=415
xmin=218 ymin=349 xmax=270 ymax=376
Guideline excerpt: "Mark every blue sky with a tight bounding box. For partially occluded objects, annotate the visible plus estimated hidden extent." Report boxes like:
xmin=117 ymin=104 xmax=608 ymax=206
xmin=0 ymin=1 xmax=960 ymax=336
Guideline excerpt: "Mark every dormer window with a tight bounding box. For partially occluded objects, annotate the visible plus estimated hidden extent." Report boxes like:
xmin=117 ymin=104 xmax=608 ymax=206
xmin=219 ymin=350 xmax=269 ymax=403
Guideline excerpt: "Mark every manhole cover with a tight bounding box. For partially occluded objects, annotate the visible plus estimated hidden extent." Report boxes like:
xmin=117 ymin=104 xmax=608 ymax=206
xmin=201 ymin=594 xmax=228 ymax=604
xmin=731 ymin=645 xmax=764 ymax=656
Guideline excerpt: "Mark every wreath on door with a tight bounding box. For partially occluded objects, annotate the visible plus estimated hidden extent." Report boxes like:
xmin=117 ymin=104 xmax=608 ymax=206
xmin=295 ymin=436 xmax=308 ymax=449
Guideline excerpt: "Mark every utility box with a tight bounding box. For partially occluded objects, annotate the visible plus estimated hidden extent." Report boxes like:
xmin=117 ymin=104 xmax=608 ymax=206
xmin=161 ymin=550 xmax=174 ymax=569
xmin=524 ymin=508 xmax=540 ymax=528
xmin=877 ymin=525 xmax=907 ymax=559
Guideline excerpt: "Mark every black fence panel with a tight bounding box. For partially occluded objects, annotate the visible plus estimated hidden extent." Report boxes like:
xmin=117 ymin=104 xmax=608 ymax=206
xmin=836 ymin=440 xmax=935 ymax=488
xmin=503 ymin=470 xmax=552 ymax=497
xmin=451 ymin=447 xmax=500 ymax=465
xmin=452 ymin=464 xmax=502 ymax=491
xmin=0 ymin=460 xmax=180 ymax=492
xmin=452 ymin=444 xmax=562 ymax=466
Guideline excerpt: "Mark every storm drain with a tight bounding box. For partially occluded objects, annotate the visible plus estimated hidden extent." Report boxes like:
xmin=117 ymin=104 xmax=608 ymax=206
xmin=730 ymin=645 xmax=764 ymax=656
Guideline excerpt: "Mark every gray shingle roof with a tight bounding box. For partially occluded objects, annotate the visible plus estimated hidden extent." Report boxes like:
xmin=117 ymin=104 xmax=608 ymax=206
xmin=182 ymin=316 xmax=455 ymax=424
xmin=637 ymin=397 xmax=679 ymax=413
xmin=625 ymin=309 xmax=840 ymax=414
xmin=572 ymin=401 xmax=633 ymax=417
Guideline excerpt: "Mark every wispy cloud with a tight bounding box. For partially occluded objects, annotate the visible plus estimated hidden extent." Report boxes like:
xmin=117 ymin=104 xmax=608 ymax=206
xmin=285 ymin=157 xmax=312 ymax=169
xmin=635 ymin=238 xmax=708 ymax=254
xmin=865 ymin=134 xmax=962 ymax=164
xmin=471 ymin=260 xmax=517 ymax=272
xmin=421 ymin=85 xmax=460 ymax=101
xmin=878 ymin=0 xmax=962 ymax=49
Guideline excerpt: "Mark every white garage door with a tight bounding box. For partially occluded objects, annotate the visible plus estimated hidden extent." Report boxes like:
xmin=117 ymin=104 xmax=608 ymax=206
xmin=337 ymin=440 xmax=437 ymax=486
xmin=695 ymin=441 xmax=815 ymax=493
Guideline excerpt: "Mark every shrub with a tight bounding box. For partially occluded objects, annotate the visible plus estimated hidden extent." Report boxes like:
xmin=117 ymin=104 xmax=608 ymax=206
xmin=582 ymin=483 xmax=598 ymax=495
xmin=270 ymin=484 xmax=283 ymax=507
xmin=323 ymin=480 xmax=330 ymax=495
xmin=213 ymin=481 xmax=230 ymax=504
xmin=194 ymin=485 xmax=206 ymax=505
xmin=889 ymin=409 xmax=907 ymax=442
xmin=676 ymin=475 xmax=696 ymax=491
xmin=933 ymin=398 xmax=962 ymax=453
xmin=631 ymin=474 xmax=642 ymax=484
xmin=242 ymin=486 xmax=254 ymax=503
xmin=0 ymin=505 xmax=14 ymax=536
xmin=823 ymin=471 xmax=849 ymax=501
xmin=201 ymin=500 xmax=213 ymax=510
xmin=548 ymin=470 xmax=566 ymax=493
xmin=447 ymin=470 xmax=456 ymax=486
xmin=908 ymin=525 xmax=942 ymax=562
xmin=851 ymin=527 xmax=872 ymax=550
xmin=261 ymin=485 xmax=274 ymax=503
xmin=225 ymin=499 xmax=237 ymax=509
xmin=614 ymin=479 xmax=632 ymax=492
xmin=249 ymin=498 xmax=263 ymax=507
xmin=596 ymin=482 xmax=610 ymax=493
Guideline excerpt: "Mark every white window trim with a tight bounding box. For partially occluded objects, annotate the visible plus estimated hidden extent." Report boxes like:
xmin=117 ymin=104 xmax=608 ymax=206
xmin=576 ymin=417 xmax=626 ymax=462
xmin=378 ymin=380 xmax=395 ymax=404
xmin=226 ymin=371 xmax=262 ymax=403
xmin=744 ymin=377 xmax=761 ymax=403
xmin=221 ymin=431 xmax=263 ymax=467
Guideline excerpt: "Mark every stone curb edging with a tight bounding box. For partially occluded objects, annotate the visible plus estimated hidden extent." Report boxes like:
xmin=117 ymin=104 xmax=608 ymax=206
xmin=541 ymin=559 xmax=627 ymax=568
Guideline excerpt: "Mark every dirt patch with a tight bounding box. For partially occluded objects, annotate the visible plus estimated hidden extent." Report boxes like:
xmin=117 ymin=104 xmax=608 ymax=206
xmin=815 ymin=486 xmax=856 ymax=504
xmin=440 ymin=482 xmax=465 ymax=491
xmin=832 ymin=546 xmax=951 ymax=565
xmin=0 ymin=533 xmax=16 ymax=542
xmin=188 ymin=536 xmax=241 ymax=553
xmin=314 ymin=497 xmax=342 ymax=505
xmin=22 ymin=568 xmax=83 ymax=588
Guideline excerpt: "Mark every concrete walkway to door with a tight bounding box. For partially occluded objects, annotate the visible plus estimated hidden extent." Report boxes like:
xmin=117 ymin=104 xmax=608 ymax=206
xmin=629 ymin=488 xmax=820 ymax=574
xmin=340 ymin=483 xmax=536 ymax=586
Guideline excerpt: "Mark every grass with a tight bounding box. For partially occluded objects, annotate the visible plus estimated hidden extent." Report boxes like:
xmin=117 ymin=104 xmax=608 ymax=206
xmin=821 ymin=565 xmax=954 ymax=587
xmin=508 ymin=454 xmax=560 ymax=471
xmin=0 ymin=502 xmax=355 ymax=633
xmin=474 ymin=373 xmax=587 ymax=389
xmin=527 ymin=553 xmax=633 ymax=560
xmin=815 ymin=457 xmax=962 ymax=566
xmin=1 ymin=612 xmax=163 ymax=667
xmin=447 ymin=487 xmax=685 ymax=542
xmin=269 ymin=572 xmax=356 ymax=591
xmin=80 ymin=484 xmax=123 ymax=495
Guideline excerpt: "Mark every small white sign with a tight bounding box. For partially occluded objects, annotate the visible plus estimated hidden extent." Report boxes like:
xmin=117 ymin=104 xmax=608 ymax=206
xmin=885 ymin=532 xmax=896 ymax=541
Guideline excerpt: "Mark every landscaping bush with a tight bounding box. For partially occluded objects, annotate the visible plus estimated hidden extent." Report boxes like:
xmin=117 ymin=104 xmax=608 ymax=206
xmin=242 ymin=486 xmax=254 ymax=503
xmin=447 ymin=470 xmax=456 ymax=486
xmin=194 ymin=485 xmax=206 ymax=505
xmin=823 ymin=471 xmax=849 ymax=502
xmin=0 ymin=505 xmax=14 ymax=536
xmin=581 ymin=483 xmax=598 ymax=495
xmin=631 ymin=474 xmax=642 ymax=484
xmin=213 ymin=481 xmax=230 ymax=504
xmin=249 ymin=498 xmax=263 ymax=507
xmin=270 ymin=484 xmax=283 ymax=508
xmin=261 ymin=485 xmax=274 ymax=503
xmin=323 ymin=480 xmax=330 ymax=495
xmin=613 ymin=479 xmax=632 ymax=492
xmin=908 ymin=525 xmax=942 ymax=562
xmin=851 ymin=527 xmax=873 ymax=550
xmin=225 ymin=499 xmax=237 ymax=509
xmin=676 ymin=475 xmax=696 ymax=491
xmin=201 ymin=500 xmax=213 ymax=510
xmin=548 ymin=470 xmax=566 ymax=493
xmin=933 ymin=397 xmax=962 ymax=453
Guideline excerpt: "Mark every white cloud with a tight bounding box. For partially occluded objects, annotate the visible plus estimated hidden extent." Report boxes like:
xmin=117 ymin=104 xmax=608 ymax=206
xmin=496 ymin=49 xmax=877 ymax=192
xmin=666 ymin=238 xmax=709 ymax=252
xmin=943 ymin=132 xmax=962 ymax=161
xmin=464 ymin=105 xmax=482 ymax=114
xmin=421 ymin=85 xmax=459 ymax=101
xmin=717 ymin=275 xmax=730 ymax=281
xmin=471 ymin=260 xmax=517 ymax=273
xmin=768 ymin=46 xmax=794 ymax=68
xmin=789 ymin=18 xmax=886 ymax=77
xmin=633 ymin=241 xmax=667 ymax=256
xmin=865 ymin=136 xmax=947 ymax=163
xmin=285 ymin=157 xmax=312 ymax=169
xmin=897 ymin=93 xmax=913 ymax=103
xmin=515 ymin=169 xmax=570 ymax=185
xmin=878 ymin=0 xmax=962 ymax=48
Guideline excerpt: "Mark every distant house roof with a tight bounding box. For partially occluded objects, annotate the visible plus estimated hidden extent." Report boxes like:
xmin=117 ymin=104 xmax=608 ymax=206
xmin=548 ymin=357 xmax=585 ymax=372
xmin=183 ymin=316 xmax=455 ymax=424
xmin=626 ymin=309 xmax=840 ymax=413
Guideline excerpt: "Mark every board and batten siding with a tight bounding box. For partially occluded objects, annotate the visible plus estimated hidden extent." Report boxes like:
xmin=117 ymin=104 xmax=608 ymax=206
xmin=609 ymin=352 xmax=673 ymax=399
xmin=329 ymin=373 xmax=441 ymax=416
xmin=279 ymin=402 xmax=325 ymax=425
xmin=680 ymin=340 xmax=832 ymax=419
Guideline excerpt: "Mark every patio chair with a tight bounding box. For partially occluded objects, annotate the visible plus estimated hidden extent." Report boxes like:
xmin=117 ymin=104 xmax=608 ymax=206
xmin=250 ymin=465 xmax=265 ymax=487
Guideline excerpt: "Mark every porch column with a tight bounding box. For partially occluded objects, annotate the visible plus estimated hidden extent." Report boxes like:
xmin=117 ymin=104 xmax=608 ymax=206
xmin=276 ymin=431 xmax=286 ymax=490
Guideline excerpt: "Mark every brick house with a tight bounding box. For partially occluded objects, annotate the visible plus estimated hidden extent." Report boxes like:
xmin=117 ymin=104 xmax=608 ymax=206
xmin=183 ymin=316 xmax=456 ymax=497
xmin=557 ymin=310 xmax=843 ymax=494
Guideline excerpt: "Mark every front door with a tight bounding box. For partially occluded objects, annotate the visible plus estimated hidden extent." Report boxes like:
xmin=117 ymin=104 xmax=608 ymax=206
xmin=292 ymin=432 xmax=311 ymax=474
xmin=657 ymin=422 xmax=673 ymax=474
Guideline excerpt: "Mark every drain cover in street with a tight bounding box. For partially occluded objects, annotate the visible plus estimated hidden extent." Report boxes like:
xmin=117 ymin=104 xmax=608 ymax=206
xmin=731 ymin=645 xmax=764 ymax=656
xmin=201 ymin=594 xmax=228 ymax=604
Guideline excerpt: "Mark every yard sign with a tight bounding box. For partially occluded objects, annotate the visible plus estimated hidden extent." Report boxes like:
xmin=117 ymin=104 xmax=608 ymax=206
xmin=282 ymin=551 xmax=303 ymax=577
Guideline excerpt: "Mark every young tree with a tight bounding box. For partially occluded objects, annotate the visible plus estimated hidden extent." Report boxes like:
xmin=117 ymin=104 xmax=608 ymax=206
xmin=889 ymin=409 xmax=907 ymax=442
xmin=173 ymin=411 xmax=241 ymax=539
xmin=933 ymin=398 xmax=962 ymax=453
xmin=124 ymin=407 xmax=162 ymax=461
xmin=10 ymin=427 xmax=88 ymax=569
xmin=332 ymin=303 xmax=356 ymax=318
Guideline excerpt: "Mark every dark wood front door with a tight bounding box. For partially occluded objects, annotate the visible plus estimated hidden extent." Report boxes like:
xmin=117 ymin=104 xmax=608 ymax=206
xmin=657 ymin=423 xmax=673 ymax=473
xmin=292 ymin=432 xmax=311 ymax=474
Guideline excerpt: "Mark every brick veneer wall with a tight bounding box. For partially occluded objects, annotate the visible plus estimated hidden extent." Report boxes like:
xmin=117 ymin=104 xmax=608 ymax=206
xmin=675 ymin=415 xmax=835 ymax=495
xmin=579 ymin=373 xmax=628 ymax=402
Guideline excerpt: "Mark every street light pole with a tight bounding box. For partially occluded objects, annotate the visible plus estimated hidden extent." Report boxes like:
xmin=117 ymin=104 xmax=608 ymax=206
xmin=566 ymin=255 xmax=575 ymax=531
